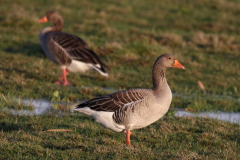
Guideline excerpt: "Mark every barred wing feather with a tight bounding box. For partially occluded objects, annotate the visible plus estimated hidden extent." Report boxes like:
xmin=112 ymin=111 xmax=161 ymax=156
xmin=76 ymin=89 xmax=146 ymax=112
xmin=51 ymin=32 xmax=110 ymax=70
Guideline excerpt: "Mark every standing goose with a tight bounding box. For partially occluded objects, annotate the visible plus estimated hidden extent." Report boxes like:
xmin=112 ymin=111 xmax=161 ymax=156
xmin=72 ymin=54 xmax=185 ymax=145
xmin=39 ymin=11 xmax=110 ymax=86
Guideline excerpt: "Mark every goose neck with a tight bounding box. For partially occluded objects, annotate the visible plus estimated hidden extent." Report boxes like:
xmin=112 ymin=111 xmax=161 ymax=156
xmin=52 ymin=19 xmax=63 ymax=31
xmin=152 ymin=66 xmax=167 ymax=91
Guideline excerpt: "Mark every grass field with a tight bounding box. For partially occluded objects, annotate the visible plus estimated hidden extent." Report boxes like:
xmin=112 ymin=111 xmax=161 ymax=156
xmin=0 ymin=112 xmax=239 ymax=159
xmin=0 ymin=0 xmax=240 ymax=159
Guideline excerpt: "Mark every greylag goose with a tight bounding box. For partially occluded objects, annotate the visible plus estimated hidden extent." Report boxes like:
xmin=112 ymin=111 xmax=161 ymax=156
xmin=72 ymin=54 xmax=185 ymax=145
xmin=38 ymin=11 xmax=110 ymax=86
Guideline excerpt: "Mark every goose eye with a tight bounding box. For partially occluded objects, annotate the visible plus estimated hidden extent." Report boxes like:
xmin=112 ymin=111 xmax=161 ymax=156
xmin=48 ymin=12 xmax=53 ymax=16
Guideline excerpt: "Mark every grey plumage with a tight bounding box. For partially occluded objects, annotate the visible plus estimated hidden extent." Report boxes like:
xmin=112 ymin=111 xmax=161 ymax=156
xmin=76 ymin=89 xmax=149 ymax=126
xmin=39 ymin=11 xmax=110 ymax=78
xmin=72 ymin=54 xmax=185 ymax=146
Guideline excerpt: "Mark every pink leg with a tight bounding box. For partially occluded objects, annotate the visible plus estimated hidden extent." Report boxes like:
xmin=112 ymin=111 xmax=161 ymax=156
xmin=126 ymin=130 xmax=131 ymax=146
xmin=55 ymin=69 xmax=71 ymax=86
xmin=58 ymin=69 xmax=69 ymax=80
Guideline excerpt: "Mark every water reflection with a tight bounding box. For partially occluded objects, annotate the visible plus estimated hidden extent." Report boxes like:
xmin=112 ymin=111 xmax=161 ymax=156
xmin=175 ymin=110 xmax=240 ymax=124
xmin=2 ymin=98 xmax=240 ymax=124
xmin=4 ymin=99 xmax=79 ymax=116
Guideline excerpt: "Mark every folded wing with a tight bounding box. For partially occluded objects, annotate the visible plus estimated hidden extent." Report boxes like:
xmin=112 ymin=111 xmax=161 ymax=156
xmin=51 ymin=32 xmax=110 ymax=70
xmin=76 ymin=89 xmax=146 ymax=112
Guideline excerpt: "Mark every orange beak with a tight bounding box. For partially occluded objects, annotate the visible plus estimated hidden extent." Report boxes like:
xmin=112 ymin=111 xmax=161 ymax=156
xmin=38 ymin=16 xmax=48 ymax=23
xmin=173 ymin=60 xmax=185 ymax=69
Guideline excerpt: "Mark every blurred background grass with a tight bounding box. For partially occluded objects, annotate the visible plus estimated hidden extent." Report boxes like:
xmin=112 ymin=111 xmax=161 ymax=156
xmin=0 ymin=0 xmax=240 ymax=110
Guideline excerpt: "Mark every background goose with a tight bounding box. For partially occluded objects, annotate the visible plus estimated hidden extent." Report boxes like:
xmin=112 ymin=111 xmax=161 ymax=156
xmin=39 ymin=11 xmax=110 ymax=86
xmin=72 ymin=54 xmax=185 ymax=145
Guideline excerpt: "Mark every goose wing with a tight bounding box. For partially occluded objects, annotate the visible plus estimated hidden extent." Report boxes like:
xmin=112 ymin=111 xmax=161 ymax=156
xmin=75 ymin=89 xmax=147 ymax=112
xmin=50 ymin=32 xmax=110 ymax=69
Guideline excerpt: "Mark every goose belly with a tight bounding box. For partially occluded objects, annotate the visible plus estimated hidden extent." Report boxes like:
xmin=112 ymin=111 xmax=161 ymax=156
xmin=131 ymin=106 xmax=169 ymax=129
xmin=123 ymin=99 xmax=171 ymax=130
xmin=92 ymin=111 xmax=125 ymax=132
xmin=73 ymin=107 xmax=125 ymax=132
xmin=129 ymin=85 xmax=173 ymax=129
xmin=67 ymin=60 xmax=93 ymax=73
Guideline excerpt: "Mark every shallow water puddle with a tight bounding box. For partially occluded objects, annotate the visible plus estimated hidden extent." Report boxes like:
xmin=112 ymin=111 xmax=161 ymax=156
xmin=3 ymin=99 xmax=79 ymax=116
xmin=2 ymin=98 xmax=240 ymax=124
xmin=3 ymin=99 xmax=54 ymax=116
xmin=175 ymin=110 xmax=240 ymax=124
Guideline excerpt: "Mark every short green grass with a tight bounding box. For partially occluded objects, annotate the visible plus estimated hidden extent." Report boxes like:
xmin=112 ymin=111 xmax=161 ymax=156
xmin=0 ymin=112 xmax=239 ymax=159
xmin=1 ymin=0 xmax=240 ymax=101
xmin=0 ymin=0 xmax=240 ymax=159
